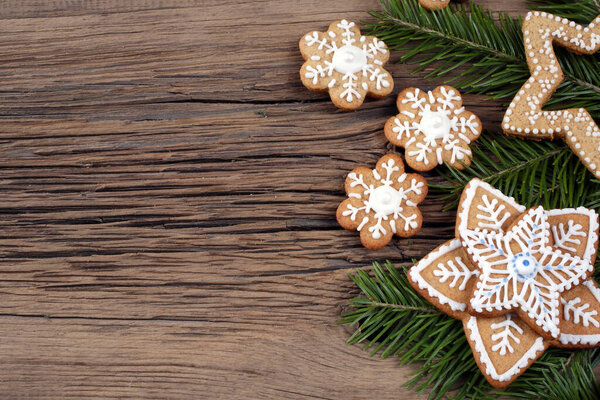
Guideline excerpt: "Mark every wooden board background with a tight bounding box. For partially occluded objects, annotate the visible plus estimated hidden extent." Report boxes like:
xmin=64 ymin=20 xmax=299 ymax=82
xmin=0 ymin=0 xmax=530 ymax=398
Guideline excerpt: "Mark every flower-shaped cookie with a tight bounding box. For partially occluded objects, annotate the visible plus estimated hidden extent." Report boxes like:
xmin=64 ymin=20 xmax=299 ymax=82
xmin=408 ymin=178 xmax=600 ymax=388
xmin=299 ymin=19 xmax=394 ymax=111
xmin=384 ymin=86 xmax=482 ymax=171
xmin=336 ymin=154 xmax=427 ymax=250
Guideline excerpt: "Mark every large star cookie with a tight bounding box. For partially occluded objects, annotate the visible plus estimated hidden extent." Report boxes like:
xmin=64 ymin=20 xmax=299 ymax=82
xmin=409 ymin=178 xmax=600 ymax=388
xmin=503 ymin=12 xmax=600 ymax=178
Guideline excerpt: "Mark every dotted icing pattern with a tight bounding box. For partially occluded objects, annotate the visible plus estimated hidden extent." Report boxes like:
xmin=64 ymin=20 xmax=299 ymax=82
xmin=299 ymin=19 xmax=393 ymax=110
xmin=407 ymin=179 xmax=600 ymax=388
xmin=384 ymin=86 xmax=482 ymax=172
xmin=336 ymin=154 xmax=427 ymax=250
xmin=503 ymin=12 xmax=600 ymax=178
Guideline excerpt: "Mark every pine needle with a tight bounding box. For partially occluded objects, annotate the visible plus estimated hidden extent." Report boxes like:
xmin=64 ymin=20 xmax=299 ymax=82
xmin=366 ymin=0 xmax=600 ymax=117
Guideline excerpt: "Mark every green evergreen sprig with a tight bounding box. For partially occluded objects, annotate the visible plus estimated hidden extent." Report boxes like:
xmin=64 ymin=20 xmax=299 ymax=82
xmin=340 ymin=262 xmax=600 ymax=400
xmin=431 ymin=131 xmax=600 ymax=211
xmin=341 ymin=1 xmax=600 ymax=398
xmin=365 ymin=0 xmax=600 ymax=116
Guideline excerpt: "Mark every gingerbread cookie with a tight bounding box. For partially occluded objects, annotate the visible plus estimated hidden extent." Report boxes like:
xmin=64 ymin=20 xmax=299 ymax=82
xmin=408 ymin=178 xmax=600 ymax=388
xmin=503 ymin=12 xmax=600 ymax=179
xmin=336 ymin=153 xmax=427 ymax=250
xmin=299 ymin=19 xmax=394 ymax=110
xmin=417 ymin=0 xmax=468 ymax=11
xmin=418 ymin=0 xmax=449 ymax=10
xmin=384 ymin=85 xmax=482 ymax=171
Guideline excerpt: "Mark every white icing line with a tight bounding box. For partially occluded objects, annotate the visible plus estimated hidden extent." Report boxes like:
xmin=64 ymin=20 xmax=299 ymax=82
xmin=457 ymin=178 xmax=526 ymax=235
xmin=546 ymin=207 xmax=599 ymax=264
xmin=409 ymin=239 xmax=468 ymax=311
xmin=466 ymin=316 xmax=545 ymax=382
xmin=558 ymin=279 xmax=600 ymax=345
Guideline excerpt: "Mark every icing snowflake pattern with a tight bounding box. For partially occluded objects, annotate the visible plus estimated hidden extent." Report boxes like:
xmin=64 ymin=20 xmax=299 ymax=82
xmin=433 ymin=256 xmax=479 ymax=291
xmin=462 ymin=207 xmax=594 ymax=339
xmin=384 ymin=86 xmax=482 ymax=171
xmin=336 ymin=154 xmax=427 ymax=250
xmin=490 ymin=314 xmax=523 ymax=355
xmin=408 ymin=178 xmax=600 ymax=388
xmin=299 ymin=19 xmax=393 ymax=110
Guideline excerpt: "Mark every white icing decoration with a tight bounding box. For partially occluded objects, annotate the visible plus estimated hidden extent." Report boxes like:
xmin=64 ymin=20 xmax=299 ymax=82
xmin=562 ymin=296 xmax=599 ymax=328
xmin=547 ymin=207 xmax=599 ymax=264
xmin=419 ymin=108 xmax=451 ymax=140
xmin=342 ymin=157 xmax=424 ymax=240
xmin=467 ymin=316 xmax=545 ymax=382
xmin=432 ymin=256 xmax=479 ymax=291
xmin=558 ymin=280 xmax=600 ymax=345
xmin=551 ymin=220 xmax=585 ymax=253
xmin=457 ymin=179 xmax=526 ymax=235
xmin=331 ymin=45 xmax=367 ymax=74
xmin=409 ymin=239 xmax=477 ymax=312
xmin=490 ymin=314 xmax=523 ymax=355
xmin=390 ymin=86 xmax=481 ymax=168
xmin=462 ymin=207 xmax=594 ymax=339
xmin=302 ymin=19 xmax=391 ymax=103
xmin=477 ymin=195 xmax=512 ymax=230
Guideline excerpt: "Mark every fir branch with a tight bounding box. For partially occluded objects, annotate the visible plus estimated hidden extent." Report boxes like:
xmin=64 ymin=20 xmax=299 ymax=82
xmin=340 ymin=261 xmax=600 ymax=400
xmin=527 ymin=0 xmax=600 ymax=24
xmin=429 ymin=131 xmax=600 ymax=211
xmin=366 ymin=0 xmax=600 ymax=117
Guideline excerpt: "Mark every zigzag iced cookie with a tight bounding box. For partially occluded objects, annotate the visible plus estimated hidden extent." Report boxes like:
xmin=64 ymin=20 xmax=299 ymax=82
xmin=408 ymin=178 xmax=600 ymax=388
xmin=299 ymin=19 xmax=394 ymax=110
xmin=503 ymin=11 xmax=600 ymax=178
xmin=336 ymin=154 xmax=427 ymax=250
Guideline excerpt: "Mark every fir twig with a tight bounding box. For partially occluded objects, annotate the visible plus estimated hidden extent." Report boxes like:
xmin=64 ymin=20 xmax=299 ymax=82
xmin=340 ymin=261 xmax=600 ymax=400
xmin=429 ymin=131 xmax=600 ymax=211
xmin=366 ymin=0 xmax=600 ymax=117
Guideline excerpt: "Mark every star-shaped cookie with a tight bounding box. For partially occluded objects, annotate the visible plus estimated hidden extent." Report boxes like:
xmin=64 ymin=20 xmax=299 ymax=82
xmin=503 ymin=12 xmax=600 ymax=178
xmin=408 ymin=179 xmax=600 ymax=388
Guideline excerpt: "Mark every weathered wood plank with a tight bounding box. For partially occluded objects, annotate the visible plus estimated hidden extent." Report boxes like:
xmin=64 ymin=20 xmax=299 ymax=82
xmin=0 ymin=316 xmax=413 ymax=399
xmin=0 ymin=0 xmax=530 ymax=398
xmin=0 ymin=0 xmax=527 ymax=108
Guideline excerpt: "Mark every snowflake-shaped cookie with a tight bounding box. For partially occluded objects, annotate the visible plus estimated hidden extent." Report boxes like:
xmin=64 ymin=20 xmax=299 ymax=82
xmin=299 ymin=19 xmax=394 ymax=110
xmin=408 ymin=178 xmax=600 ymax=388
xmin=384 ymin=86 xmax=482 ymax=171
xmin=336 ymin=154 xmax=427 ymax=250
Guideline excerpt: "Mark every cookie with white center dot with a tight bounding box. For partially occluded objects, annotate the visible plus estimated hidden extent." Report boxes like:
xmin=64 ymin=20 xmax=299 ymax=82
xmin=502 ymin=12 xmax=600 ymax=179
xmin=336 ymin=153 xmax=427 ymax=250
xmin=384 ymin=85 xmax=482 ymax=172
xmin=299 ymin=19 xmax=394 ymax=111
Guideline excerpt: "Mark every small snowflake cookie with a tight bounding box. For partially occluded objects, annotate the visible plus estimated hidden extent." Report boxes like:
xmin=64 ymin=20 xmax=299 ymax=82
xmin=503 ymin=12 xmax=600 ymax=179
xmin=299 ymin=19 xmax=394 ymax=110
xmin=336 ymin=154 xmax=427 ymax=250
xmin=384 ymin=85 xmax=482 ymax=171
xmin=408 ymin=178 xmax=600 ymax=388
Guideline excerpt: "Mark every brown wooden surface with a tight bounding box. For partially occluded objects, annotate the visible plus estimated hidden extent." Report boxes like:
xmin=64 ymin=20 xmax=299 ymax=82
xmin=0 ymin=1 xmax=528 ymax=398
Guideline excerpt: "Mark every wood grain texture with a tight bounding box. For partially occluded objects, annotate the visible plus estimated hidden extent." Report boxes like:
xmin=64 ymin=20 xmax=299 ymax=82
xmin=0 ymin=0 xmax=527 ymax=398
